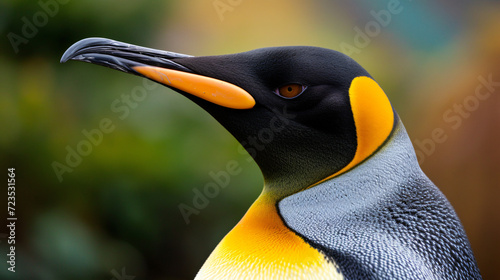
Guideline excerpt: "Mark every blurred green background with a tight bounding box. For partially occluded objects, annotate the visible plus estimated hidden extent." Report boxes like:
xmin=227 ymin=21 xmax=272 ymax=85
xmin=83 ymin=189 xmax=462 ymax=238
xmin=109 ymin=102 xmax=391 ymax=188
xmin=1 ymin=0 xmax=499 ymax=279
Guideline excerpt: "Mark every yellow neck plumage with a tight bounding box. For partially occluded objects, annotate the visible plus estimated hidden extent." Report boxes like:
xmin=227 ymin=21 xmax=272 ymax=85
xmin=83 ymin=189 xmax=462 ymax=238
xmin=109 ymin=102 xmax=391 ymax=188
xmin=194 ymin=192 xmax=343 ymax=280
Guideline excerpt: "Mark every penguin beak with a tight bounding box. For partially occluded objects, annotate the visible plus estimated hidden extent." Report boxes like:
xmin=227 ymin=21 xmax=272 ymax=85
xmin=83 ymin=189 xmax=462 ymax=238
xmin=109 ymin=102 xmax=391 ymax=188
xmin=60 ymin=37 xmax=256 ymax=109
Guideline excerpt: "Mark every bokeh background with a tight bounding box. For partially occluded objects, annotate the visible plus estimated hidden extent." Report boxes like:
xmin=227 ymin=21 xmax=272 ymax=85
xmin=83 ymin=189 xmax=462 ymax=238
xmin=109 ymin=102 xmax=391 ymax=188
xmin=1 ymin=0 xmax=499 ymax=279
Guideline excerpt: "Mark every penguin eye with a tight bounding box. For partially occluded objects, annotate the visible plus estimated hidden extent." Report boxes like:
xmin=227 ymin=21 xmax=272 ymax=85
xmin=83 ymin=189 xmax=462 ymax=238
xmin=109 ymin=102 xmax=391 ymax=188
xmin=274 ymin=84 xmax=306 ymax=99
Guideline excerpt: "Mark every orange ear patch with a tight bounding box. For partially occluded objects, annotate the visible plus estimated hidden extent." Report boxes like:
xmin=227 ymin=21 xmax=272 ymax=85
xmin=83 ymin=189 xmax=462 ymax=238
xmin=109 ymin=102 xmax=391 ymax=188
xmin=311 ymin=76 xmax=395 ymax=186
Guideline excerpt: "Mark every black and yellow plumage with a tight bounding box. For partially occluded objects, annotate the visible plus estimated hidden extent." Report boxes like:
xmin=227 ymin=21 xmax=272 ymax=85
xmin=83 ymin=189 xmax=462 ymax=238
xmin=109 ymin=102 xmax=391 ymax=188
xmin=61 ymin=38 xmax=481 ymax=279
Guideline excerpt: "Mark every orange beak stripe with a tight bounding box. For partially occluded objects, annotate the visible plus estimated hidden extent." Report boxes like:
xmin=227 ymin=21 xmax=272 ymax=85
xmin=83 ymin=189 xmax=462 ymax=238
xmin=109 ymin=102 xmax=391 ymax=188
xmin=133 ymin=66 xmax=255 ymax=109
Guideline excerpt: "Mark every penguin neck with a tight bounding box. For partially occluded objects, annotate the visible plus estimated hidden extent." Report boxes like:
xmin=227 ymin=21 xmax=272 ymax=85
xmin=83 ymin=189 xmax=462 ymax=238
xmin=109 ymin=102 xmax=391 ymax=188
xmin=195 ymin=187 xmax=343 ymax=279
xmin=196 ymin=129 xmax=352 ymax=278
xmin=256 ymin=145 xmax=356 ymax=201
xmin=261 ymin=180 xmax=301 ymax=202
xmin=246 ymin=125 xmax=357 ymax=200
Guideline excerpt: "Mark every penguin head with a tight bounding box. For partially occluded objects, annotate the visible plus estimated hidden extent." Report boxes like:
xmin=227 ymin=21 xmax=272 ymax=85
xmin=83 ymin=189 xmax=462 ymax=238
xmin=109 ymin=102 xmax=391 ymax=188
xmin=61 ymin=38 xmax=396 ymax=198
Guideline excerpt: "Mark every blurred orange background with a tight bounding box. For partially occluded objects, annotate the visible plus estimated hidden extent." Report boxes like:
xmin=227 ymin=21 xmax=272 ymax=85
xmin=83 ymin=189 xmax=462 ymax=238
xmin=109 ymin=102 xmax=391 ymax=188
xmin=1 ymin=0 xmax=499 ymax=279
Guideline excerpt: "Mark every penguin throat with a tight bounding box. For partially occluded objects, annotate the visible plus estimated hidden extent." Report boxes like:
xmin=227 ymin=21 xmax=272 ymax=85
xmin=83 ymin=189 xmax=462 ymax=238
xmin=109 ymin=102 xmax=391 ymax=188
xmin=194 ymin=193 xmax=343 ymax=279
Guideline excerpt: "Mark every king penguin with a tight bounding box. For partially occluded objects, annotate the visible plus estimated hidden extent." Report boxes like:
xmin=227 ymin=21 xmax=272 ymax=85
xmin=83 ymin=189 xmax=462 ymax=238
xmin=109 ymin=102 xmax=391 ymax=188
xmin=61 ymin=38 xmax=482 ymax=280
